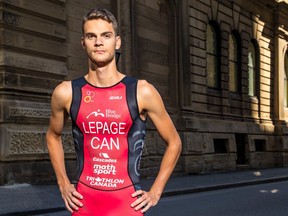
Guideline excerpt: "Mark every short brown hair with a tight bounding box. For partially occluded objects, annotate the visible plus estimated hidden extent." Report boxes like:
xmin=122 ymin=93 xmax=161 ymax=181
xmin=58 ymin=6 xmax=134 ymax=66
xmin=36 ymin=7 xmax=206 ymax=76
xmin=82 ymin=8 xmax=118 ymax=35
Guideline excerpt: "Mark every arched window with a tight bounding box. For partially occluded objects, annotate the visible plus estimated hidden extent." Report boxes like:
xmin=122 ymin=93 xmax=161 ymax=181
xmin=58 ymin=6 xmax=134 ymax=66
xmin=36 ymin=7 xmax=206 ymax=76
xmin=229 ymin=33 xmax=240 ymax=92
xmin=206 ymin=22 xmax=220 ymax=89
xmin=248 ymin=41 xmax=258 ymax=96
xmin=284 ymin=50 xmax=288 ymax=107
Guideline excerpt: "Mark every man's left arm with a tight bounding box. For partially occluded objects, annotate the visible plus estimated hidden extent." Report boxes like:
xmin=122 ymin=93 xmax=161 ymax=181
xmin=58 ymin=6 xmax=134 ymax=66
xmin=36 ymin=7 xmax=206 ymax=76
xmin=131 ymin=80 xmax=182 ymax=213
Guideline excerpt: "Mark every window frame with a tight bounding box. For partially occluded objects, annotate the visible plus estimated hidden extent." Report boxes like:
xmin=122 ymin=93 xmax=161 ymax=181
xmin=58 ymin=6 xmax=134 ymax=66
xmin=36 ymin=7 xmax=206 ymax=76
xmin=206 ymin=21 xmax=221 ymax=90
xmin=228 ymin=31 xmax=241 ymax=93
xmin=247 ymin=39 xmax=260 ymax=97
xmin=284 ymin=50 xmax=288 ymax=107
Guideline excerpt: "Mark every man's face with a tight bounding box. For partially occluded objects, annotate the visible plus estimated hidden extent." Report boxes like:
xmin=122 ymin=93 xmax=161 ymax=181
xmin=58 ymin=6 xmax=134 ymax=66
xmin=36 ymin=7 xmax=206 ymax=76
xmin=82 ymin=19 xmax=121 ymax=67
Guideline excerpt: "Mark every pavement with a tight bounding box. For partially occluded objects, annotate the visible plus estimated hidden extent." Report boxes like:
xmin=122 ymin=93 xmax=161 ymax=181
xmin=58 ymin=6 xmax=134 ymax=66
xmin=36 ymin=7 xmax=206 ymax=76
xmin=0 ymin=167 xmax=287 ymax=216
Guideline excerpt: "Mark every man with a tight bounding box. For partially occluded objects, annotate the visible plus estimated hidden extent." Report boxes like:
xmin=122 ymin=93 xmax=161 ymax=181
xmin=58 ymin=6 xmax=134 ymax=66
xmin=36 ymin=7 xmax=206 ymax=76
xmin=46 ymin=8 xmax=181 ymax=215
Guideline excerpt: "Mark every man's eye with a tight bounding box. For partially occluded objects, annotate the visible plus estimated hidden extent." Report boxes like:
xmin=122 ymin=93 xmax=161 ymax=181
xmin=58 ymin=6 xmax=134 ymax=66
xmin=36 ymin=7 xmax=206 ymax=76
xmin=87 ymin=34 xmax=95 ymax=40
xmin=104 ymin=34 xmax=111 ymax=39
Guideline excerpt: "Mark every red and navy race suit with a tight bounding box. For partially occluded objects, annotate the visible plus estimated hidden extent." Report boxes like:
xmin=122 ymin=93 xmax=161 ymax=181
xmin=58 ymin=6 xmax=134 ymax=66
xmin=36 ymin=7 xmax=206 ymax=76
xmin=70 ymin=76 xmax=146 ymax=216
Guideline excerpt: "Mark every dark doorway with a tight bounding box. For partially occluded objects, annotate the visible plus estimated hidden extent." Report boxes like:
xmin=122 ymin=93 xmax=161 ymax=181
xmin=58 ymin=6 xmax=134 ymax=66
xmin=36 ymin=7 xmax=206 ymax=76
xmin=235 ymin=134 xmax=247 ymax=164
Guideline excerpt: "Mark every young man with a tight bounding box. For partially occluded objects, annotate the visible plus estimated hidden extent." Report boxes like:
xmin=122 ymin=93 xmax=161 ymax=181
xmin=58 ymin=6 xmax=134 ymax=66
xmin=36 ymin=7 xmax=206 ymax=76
xmin=46 ymin=8 xmax=181 ymax=215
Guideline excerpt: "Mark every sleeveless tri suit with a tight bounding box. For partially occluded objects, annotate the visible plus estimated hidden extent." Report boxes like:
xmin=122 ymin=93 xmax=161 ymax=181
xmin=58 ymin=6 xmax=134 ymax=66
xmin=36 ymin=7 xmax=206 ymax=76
xmin=70 ymin=76 xmax=146 ymax=216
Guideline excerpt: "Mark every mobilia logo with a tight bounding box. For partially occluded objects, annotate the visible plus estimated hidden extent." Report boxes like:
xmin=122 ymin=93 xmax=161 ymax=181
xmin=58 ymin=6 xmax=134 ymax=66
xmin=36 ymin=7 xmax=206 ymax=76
xmin=109 ymin=96 xmax=122 ymax=100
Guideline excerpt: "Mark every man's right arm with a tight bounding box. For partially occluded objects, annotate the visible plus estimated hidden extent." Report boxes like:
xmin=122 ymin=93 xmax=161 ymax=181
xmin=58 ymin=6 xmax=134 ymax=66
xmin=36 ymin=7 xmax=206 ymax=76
xmin=46 ymin=81 xmax=83 ymax=213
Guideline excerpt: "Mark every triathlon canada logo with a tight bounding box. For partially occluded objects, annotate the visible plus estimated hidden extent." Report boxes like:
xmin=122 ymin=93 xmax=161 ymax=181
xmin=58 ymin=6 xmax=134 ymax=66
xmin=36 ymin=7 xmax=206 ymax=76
xmin=86 ymin=176 xmax=125 ymax=188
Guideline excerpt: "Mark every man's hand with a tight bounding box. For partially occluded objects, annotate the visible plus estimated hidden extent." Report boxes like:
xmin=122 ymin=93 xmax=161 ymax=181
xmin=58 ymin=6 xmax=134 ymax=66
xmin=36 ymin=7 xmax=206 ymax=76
xmin=131 ymin=190 xmax=160 ymax=213
xmin=59 ymin=183 xmax=83 ymax=213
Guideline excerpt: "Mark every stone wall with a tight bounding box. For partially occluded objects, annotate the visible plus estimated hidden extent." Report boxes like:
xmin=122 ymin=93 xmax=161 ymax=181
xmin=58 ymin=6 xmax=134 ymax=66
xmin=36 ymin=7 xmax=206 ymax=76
xmin=180 ymin=0 xmax=288 ymax=173
xmin=0 ymin=0 xmax=68 ymax=184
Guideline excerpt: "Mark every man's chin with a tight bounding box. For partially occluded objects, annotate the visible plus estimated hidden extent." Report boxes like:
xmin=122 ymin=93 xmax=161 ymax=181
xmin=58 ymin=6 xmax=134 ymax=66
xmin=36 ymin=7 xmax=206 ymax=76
xmin=90 ymin=57 xmax=114 ymax=68
xmin=95 ymin=61 xmax=110 ymax=68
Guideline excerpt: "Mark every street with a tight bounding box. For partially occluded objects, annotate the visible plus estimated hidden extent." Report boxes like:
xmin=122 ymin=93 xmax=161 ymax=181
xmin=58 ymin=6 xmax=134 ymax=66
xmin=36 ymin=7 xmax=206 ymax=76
xmin=35 ymin=180 xmax=288 ymax=216
xmin=147 ymin=181 xmax=288 ymax=216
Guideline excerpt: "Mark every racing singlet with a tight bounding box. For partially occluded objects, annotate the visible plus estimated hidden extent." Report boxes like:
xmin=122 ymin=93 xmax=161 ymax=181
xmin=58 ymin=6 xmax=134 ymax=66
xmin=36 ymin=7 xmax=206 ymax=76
xmin=70 ymin=76 xmax=146 ymax=216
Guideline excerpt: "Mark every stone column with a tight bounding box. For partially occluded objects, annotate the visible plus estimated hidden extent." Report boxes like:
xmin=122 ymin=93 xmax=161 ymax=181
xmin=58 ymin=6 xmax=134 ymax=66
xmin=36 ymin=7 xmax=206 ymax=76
xmin=273 ymin=2 xmax=288 ymax=166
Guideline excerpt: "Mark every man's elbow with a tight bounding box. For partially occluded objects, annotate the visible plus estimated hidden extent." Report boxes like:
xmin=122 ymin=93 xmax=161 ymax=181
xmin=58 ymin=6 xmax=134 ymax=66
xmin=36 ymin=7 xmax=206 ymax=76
xmin=46 ymin=129 xmax=61 ymax=146
xmin=176 ymin=137 xmax=182 ymax=154
xmin=169 ymin=136 xmax=182 ymax=154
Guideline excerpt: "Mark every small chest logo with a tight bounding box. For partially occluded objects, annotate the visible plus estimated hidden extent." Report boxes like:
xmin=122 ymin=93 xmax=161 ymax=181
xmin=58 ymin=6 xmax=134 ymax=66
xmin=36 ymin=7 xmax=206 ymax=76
xmin=84 ymin=90 xmax=95 ymax=103
xmin=109 ymin=96 xmax=122 ymax=100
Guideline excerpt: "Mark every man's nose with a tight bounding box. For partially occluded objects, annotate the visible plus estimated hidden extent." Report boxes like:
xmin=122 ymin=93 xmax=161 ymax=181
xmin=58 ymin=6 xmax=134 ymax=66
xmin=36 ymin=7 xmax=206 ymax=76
xmin=94 ymin=37 xmax=103 ymax=46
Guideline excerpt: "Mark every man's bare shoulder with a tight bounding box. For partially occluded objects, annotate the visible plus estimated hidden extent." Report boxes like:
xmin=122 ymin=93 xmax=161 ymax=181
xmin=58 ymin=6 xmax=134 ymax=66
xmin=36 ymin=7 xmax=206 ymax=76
xmin=52 ymin=81 xmax=72 ymax=108
xmin=137 ymin=79 xmax=157 ymax=97
xmin=53 ymin=81 xmax=72 ymax=96
xmin=137 ymin=79 xmax=163 ymax=111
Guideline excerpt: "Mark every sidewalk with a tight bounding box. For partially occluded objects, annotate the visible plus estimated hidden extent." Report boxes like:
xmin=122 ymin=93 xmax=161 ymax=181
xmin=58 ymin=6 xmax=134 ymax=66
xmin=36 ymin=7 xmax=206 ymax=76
xmin=0 ymin=168 xmax=287 ymax=215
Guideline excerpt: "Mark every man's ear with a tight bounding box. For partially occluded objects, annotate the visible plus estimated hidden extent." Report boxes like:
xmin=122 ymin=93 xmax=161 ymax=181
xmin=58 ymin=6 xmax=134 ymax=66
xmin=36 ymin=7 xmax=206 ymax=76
xmin=81 ymin=38 xmax=85 ymax=49
xmin=116 ymin=36 xmax=121 ymax=50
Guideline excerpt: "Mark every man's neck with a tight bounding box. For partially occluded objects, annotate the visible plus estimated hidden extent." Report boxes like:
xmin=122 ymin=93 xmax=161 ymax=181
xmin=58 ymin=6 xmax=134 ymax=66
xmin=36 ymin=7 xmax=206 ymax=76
xmin=85 ymin=64 xmax=124 ymax=87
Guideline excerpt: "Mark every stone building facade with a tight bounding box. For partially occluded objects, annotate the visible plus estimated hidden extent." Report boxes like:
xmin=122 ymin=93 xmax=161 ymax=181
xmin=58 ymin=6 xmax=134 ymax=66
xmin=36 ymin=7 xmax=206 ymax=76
xmin=0 ymin=0 xmax=287 ymax=185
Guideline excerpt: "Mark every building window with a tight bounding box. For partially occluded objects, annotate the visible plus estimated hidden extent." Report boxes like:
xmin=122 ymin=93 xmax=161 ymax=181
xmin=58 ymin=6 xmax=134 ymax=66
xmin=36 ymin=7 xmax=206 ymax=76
xmin=206 ymin=22 xmax=220 ymax=89
xmin=214 ymin=139 xmax=229 ymax=154
xmin=284 ymin=50 xmax=288 ymax=107
xmin=248 ymin=41 xmax=258 ymax=97
xmin=229 ymin=33 xmax=240 ymax=92
xmin=254 ymin=139 xmax=266 ymax=152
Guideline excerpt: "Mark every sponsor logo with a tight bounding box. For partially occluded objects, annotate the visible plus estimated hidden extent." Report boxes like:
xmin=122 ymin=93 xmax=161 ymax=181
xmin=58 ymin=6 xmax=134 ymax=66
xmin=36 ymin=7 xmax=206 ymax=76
xmin=93 ymin=164 xmax=116 ymax=175
xmin=86 ymin=110 xmax=105 ymax=118
xmin=93 ymin=153 xmax=117 ymax=163
xmin=109 ymin=96 xmax=122 ymax=100
xmin=84 ymin=90 xmax=95 ymax=103
xmin=86 ymin=109 xmax=121 ymax=119
xmin=100 ymin=152 xmax=110 ymax=159
xmin=106 ymin=109 xmax=121 ymax=119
